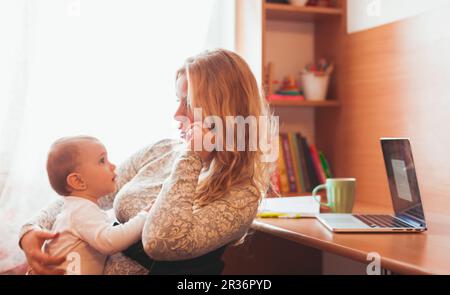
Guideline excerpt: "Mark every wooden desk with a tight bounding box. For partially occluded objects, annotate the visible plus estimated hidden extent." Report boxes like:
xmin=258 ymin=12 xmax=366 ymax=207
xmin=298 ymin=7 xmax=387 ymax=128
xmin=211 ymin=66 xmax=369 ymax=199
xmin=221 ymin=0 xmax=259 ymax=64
xmin=251 ymin=202 xmax=450 ymax=275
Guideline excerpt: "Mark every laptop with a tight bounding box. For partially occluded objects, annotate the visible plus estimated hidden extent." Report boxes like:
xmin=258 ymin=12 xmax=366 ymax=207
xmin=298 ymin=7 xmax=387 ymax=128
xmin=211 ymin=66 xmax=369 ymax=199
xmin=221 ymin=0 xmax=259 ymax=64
xmin=316 ymin=138 xmax=428 ymax=233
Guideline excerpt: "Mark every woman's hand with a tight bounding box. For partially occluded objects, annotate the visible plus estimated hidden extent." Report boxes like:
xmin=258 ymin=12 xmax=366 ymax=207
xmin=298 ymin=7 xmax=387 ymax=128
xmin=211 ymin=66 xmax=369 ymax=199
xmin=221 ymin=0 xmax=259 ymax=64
xmin=20 ymin=230 xmax=66 ymax=275
xmin=185 ymin=122 xmax=214 ymax=162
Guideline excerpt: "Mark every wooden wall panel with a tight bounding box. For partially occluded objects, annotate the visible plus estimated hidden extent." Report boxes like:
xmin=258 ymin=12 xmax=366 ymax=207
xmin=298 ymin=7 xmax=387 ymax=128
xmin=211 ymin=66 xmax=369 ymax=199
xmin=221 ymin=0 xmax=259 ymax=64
xmin=315 ymin=1 xmax=450 ymax=213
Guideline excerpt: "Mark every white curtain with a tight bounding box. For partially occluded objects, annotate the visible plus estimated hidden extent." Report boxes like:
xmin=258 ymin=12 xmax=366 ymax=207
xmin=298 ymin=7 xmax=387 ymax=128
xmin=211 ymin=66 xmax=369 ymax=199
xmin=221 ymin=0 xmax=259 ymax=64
xmin=0 ymin=0 xmax=235 ymax=273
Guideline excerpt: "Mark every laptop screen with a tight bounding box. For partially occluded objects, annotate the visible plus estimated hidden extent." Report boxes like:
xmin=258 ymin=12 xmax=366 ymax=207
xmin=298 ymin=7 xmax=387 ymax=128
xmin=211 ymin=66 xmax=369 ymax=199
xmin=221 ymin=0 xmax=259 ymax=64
xmin=381 ymin=139 xmax=426 ymax=224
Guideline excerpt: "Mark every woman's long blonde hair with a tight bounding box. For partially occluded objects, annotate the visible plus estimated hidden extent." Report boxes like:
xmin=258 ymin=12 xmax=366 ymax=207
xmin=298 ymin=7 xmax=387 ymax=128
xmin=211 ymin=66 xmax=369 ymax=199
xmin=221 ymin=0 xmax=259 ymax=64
xmin=176 ymin=49 xmax=276 ymax=207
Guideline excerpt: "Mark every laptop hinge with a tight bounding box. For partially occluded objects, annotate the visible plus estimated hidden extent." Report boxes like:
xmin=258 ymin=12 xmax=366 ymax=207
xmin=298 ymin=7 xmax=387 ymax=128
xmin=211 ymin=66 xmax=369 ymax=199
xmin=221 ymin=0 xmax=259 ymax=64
xmin=397 ymin=214 xmax=425 ymax=228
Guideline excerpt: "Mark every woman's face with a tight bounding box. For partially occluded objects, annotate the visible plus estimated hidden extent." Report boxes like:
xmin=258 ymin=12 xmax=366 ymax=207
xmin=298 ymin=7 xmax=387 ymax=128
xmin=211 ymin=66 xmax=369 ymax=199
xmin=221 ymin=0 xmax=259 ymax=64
xmin=174 ymin=74 xmax=194 ymax=139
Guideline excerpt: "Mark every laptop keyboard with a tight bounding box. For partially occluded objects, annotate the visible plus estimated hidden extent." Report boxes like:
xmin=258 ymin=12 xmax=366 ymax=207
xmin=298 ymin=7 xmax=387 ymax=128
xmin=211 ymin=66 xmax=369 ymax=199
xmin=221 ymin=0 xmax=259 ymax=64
xmin=354 ymin=215 xmax=414 ymax=228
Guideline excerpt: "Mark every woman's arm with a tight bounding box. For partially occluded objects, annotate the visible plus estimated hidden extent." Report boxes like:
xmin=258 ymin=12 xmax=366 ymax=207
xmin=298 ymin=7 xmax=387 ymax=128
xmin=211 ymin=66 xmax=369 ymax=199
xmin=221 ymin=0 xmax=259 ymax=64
xmin=19 ymin=198 xmax=64 ymax=244
xmin=18 ymin=199 xmax=66 ymax=275
xmin=142 ymin=150 xmax=260 ymax=261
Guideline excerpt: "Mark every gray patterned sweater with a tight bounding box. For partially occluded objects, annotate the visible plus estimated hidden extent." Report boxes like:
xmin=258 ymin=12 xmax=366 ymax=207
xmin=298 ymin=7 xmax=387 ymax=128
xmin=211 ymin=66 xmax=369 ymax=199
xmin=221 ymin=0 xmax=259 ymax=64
xmin=20 ymin=139 xmax=261 ymax=274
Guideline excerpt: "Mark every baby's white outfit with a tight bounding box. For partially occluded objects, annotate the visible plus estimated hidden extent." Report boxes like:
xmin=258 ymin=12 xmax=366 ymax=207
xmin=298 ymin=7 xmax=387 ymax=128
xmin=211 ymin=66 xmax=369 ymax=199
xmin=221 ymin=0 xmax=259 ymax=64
xmin=44 ymin=196 xmax=147 ymax=275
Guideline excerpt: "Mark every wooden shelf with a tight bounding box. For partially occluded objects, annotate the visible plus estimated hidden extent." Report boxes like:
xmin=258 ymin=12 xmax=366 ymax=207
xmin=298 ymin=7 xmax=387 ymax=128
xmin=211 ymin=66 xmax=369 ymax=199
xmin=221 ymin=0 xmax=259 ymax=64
xmin=265 ymin=3 xmax=343 ymax=22
xmin=268 ymin=100 xmax=340 ymax=108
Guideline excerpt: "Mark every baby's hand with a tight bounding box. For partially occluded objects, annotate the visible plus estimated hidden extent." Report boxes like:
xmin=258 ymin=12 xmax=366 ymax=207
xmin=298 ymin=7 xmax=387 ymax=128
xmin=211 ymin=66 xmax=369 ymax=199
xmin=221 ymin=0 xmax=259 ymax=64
xmin=143 ymin=199 xmax=156 ymax=212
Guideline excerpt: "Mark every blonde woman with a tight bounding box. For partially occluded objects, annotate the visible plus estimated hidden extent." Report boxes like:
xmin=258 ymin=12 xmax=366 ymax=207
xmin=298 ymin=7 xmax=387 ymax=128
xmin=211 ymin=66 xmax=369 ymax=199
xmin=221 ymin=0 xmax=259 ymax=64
xmin=19 ymin=49 xmax=275 ymax=274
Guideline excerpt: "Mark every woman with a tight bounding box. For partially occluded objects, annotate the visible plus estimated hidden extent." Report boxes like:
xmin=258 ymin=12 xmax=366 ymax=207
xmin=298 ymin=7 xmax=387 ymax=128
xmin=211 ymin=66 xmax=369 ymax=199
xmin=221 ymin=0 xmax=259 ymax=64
xmin=19 ymin=49 xmax=275 ymax=274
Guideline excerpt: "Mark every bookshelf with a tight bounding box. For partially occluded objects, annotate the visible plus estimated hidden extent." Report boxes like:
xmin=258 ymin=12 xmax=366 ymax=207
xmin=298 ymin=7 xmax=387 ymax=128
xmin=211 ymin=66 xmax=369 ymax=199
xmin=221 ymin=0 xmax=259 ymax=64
xmin=237 ymin=0 xmax=345 ymax=197
xmin=265 ymin=3 xmax=343 ymax=22
xmin=237 ymin=0 xmax=346 ymax=196
xmin=268 ymin=100 xmax=340 ymax=108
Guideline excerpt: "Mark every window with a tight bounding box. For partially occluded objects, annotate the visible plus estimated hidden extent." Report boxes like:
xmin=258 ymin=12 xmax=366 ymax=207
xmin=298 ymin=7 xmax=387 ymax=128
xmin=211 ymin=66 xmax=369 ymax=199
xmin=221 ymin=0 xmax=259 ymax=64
xmin=0 ymin=0 xmax=235 ymax=273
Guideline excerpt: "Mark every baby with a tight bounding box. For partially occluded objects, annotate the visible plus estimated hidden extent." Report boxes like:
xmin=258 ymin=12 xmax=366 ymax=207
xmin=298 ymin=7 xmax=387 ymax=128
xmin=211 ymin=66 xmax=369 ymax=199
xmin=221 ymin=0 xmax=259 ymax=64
xmin=29 ymin=136 xmax=149 ymax=275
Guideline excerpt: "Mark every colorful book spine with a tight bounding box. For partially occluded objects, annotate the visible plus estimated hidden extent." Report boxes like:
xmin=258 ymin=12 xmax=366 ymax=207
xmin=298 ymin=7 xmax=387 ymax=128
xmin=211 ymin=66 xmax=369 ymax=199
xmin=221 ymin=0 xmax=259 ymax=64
xmin=267 ymin=94 xmax=305 ymax=101
xmin=319 ymin=151 xmax=333 ymax=178
xmin=295 ymin=133 xmax=310 ymax=192
xmin=301 ymin=136 xmax=318 ymax=191
xmin=274 ymin=131 xmax=333 ymax=195
xmin=278 ymin=136 xmax=290 ymax=193
xmin=310 ymin=144 xmax=327 ymax=184
xmin=292 ymin=133 xmax=307 ymax=193
xmin=288 ymin=132 xmax=303 ymax=193
xmin=280 ymin=133 xmax=297 ymax=192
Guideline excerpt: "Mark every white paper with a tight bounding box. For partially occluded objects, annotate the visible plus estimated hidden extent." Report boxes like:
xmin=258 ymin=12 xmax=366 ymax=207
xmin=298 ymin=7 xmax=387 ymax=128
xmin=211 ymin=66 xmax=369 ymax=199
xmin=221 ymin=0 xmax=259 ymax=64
xmin=258 ymin=196 xmax=321 ymax=218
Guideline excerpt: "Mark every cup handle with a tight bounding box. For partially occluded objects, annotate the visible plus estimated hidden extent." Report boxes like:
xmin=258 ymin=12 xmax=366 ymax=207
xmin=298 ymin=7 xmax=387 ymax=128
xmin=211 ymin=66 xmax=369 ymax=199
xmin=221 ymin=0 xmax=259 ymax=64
xmin=312 ymin=184 xmax=330 ymax=208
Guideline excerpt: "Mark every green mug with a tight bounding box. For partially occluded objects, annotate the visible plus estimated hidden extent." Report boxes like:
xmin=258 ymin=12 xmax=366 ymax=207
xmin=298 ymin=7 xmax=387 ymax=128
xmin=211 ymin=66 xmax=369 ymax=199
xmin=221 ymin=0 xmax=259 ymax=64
xmin=312 ymin=178 xmax=356 ymax=213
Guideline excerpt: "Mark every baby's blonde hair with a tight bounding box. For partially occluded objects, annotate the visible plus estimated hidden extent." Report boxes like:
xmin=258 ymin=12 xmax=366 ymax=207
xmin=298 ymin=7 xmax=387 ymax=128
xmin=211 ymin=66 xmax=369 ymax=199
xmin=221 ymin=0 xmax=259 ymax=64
xmin=177 ymin=49 xmax=276 ymax=206
xmin=47 ymin=136 xmax=99 ymax=196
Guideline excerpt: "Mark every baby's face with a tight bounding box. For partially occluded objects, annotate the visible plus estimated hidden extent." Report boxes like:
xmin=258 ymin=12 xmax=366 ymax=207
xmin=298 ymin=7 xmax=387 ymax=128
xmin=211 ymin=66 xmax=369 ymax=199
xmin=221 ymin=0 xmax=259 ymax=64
xmin=76 ymin=140 xmax=117 ymax=198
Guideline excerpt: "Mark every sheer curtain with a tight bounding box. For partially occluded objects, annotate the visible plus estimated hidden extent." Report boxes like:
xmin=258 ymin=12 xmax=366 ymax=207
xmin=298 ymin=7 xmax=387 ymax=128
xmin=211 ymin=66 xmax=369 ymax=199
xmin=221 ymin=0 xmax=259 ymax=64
xmin=0 ymin=0 xmax=235 ymax=273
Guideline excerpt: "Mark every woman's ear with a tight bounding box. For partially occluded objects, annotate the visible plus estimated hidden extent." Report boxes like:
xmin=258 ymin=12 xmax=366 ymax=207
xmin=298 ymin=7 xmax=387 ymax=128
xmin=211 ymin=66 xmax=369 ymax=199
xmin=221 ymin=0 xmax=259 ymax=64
xmin=66 ymin=173 xmax=86 ymax=191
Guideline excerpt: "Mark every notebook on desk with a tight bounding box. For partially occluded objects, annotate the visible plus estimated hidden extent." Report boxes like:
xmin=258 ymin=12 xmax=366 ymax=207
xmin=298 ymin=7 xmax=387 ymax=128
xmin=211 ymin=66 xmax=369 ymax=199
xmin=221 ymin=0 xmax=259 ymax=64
xmin=258 ymin=196 xmax=321 ymax=218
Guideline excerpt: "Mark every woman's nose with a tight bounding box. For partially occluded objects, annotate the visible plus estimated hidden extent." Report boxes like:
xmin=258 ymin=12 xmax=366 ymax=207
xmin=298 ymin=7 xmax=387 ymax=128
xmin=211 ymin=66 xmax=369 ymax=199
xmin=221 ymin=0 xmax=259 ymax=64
xmin=110 ymin=163 xmax=116 ymax=172
xmin=174 ymin=104 xmax=185 ymax=121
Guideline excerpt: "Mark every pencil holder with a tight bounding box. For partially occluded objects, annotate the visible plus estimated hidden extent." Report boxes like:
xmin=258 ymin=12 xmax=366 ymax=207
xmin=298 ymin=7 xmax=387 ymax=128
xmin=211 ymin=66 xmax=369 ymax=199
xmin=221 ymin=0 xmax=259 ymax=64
xmin=301 ymin=72 xmax=330 ymax=101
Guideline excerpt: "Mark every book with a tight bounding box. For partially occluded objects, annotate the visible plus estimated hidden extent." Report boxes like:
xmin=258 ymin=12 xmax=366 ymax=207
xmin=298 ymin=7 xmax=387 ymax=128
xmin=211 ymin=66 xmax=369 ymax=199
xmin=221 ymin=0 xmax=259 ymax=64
xmin=258 ymin=196 xmax=321 ymax=218
xmin=288 ymin=132 xmax=303 ymax=193
xmin=280 ymin=133 xmax=297 ymax=193
xmin=292 ymin=133 xmax=306 ymax=193
xmin=301 ymin=136 xmax=319 ymax=191
xmin=267 ymin=94 xmax=305 ymax=101
xmin=310 ymin=144 xmax=327 ymax=184
xmin=295 ymin=133 xmax=311 ymax=192
xmin=277 ymin=136 xmax=290 ymax=193
xmin=319 ymin=151 xmax=333 ymax=178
